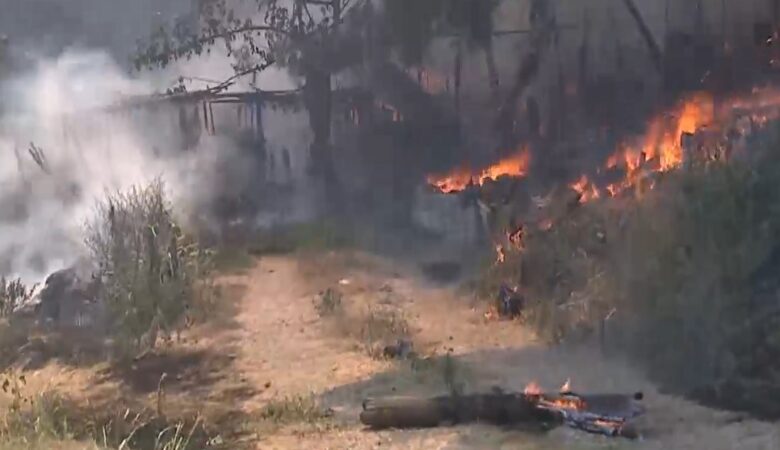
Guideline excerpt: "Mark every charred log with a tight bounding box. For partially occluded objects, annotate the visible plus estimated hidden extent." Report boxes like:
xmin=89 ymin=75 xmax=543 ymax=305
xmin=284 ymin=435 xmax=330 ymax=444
xmin=360 ymin=391 xmax=644 ymax=439
xmin=360 ymin=393 xmax=558 ymax=429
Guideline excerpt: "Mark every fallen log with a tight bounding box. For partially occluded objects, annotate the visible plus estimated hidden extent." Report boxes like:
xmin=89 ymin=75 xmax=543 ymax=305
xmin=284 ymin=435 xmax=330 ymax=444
xmin=360 ymin=393 xmax=558 ymax=429
xmin=360 ymin=391 xmax=644 ymax=439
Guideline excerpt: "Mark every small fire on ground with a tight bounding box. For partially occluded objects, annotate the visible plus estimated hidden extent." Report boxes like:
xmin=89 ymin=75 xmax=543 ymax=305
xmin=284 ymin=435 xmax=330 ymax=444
xmin=426 ymin=147 xmax=531 ymax=193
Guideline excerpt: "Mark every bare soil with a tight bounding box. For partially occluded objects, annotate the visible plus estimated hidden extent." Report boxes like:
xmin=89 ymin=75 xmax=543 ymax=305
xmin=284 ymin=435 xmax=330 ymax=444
xmin=13 ymin=251 xmax=780 ymax=449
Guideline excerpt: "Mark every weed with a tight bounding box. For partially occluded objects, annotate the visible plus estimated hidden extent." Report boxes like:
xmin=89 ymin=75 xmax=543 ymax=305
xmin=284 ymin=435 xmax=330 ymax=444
xmin=257 ymin=395 xmax=329 ymax=425
xmin=0 ymin=278 xmax=37 ymax=318
xmin=356 ymin=307 xmax=410 ymax=358
xmin=315 ymin=288 xmax=343 ymax=317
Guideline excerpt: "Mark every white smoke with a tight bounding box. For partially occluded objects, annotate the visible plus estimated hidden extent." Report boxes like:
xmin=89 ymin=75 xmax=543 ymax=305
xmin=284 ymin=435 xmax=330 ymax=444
xmin=0 ymin=47 xmax=275 ymax=284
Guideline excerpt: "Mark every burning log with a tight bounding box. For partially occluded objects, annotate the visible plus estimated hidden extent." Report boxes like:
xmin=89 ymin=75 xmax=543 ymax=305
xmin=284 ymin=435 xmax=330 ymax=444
xmin=360 ymin=390 xmax=645 ymax=439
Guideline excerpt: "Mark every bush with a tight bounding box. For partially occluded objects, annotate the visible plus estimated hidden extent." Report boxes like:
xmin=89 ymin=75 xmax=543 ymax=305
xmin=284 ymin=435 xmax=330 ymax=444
xmin=0 ymin=278 xmax=37 ymax=318
xmin=85 ymin=180 xmax=214 ymax=355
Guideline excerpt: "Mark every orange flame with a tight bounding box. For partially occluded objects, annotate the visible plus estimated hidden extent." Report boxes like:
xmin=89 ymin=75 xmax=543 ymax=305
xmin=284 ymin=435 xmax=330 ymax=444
xmin=494 ymin=244 xmax=506 ymax=265
xmin=427 ymin=148 xmax=531 ymax=193
xmin=569 ymin=175 xmax=600 ymax=203
xmin=602 ymin=92 xmax=715 ymax=197
xmin=524 ymin=381 xmax=543 ymax=396
xmin=507 ymin=225 xmax=525 ymax=250
xmin=560 ymin=378 xmax=572 ymax=393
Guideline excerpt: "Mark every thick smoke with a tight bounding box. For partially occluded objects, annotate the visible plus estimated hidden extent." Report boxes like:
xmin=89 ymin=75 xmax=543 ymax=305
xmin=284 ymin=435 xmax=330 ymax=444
xmin=0 ymin=47 xmax=300 ymax=284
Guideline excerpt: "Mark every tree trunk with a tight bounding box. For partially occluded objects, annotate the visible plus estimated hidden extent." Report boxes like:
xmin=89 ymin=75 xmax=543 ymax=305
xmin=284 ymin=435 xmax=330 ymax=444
xmin=303 ymin=65 xmax=340 ymax=206
xmin=454 ymin=39 xmax=463 ymax=117
xmin=484 ymin=39 xmax=500 ymax=102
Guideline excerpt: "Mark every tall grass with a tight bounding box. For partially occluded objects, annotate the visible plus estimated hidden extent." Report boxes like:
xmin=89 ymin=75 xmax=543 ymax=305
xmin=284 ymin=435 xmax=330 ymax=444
xmin=0 ymin=369 xmax=211 ymax=449
xmin=85 ymin=180 xmax=214 ymax=356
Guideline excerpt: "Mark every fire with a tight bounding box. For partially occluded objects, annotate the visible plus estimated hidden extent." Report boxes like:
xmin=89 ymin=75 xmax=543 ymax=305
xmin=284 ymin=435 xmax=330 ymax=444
xmin=560 ymin=378 xmax=572 ymax=393
xmin=524 ymin=381 xmax=542 ymax=396
xmin=599 ymin=93 xmax=714 ymax=196
xmin=427 ymin=148 xmax=531 ymax=193
xmin=494 ymin=244 xmax=506 ymax=265
xmin=507 ymin=225 xmax=525 ymax=250
xmin=569 ymin=175 xmax=600 ymax=203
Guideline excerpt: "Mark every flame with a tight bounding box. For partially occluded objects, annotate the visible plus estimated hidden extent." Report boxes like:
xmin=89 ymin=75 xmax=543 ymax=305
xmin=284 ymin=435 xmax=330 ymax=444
xmin=524 ymin=381 xmax=542 ymax=396
xmin=540 ymin=394 xmax=587 ymax=411
xmin=484 ymin=305 xmax=499 ymax=321
xmin=494 ymin=244 xmax=506 ymax=265
xmin=570 ymin=175 xmax=600 ymax=203
xmin=507 ymin=225 xmax=525 ymax=250
xmin=427 ymin=148 xmax=531 ymax=193
xmin=560 ymin=378 xmax=572 ymax=393
xmin=600 ymin=93 xmax=714 ymax=196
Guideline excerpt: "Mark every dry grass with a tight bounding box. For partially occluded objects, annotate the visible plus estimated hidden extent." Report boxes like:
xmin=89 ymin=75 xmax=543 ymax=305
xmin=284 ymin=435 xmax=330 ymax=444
xmin=0 ymin=372 xmax=215 ymax=450
xmin=314 ymin=288 xmax=343 ymax=317
xmin=344 ymin=306 xmax=411 ymax=359
xmin=257 ymin=395 xmax=330 ymax=425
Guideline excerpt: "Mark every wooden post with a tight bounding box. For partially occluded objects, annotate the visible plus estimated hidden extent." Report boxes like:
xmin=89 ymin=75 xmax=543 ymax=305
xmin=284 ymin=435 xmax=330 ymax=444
xmin=621 ymin=0 xmax=663 ymax=74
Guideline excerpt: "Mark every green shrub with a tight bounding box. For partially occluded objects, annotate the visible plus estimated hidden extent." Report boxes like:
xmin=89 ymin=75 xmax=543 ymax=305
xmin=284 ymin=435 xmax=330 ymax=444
xmin=84 ymin=180 xmax=214 ymax=355
xmin=0 ymin=278 xmax=37 ymax=318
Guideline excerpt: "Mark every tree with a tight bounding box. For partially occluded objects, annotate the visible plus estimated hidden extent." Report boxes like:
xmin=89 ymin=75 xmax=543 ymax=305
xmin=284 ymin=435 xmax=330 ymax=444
xmin=134 ymin=0 xmax=367 ymax=207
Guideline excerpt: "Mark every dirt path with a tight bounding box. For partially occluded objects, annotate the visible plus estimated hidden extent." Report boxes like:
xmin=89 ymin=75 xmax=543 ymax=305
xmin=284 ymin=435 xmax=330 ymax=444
xmin=16 ymin=251 xmax=778 ymax=449
xmin=219 ymin=252 xmax=780 ymax=450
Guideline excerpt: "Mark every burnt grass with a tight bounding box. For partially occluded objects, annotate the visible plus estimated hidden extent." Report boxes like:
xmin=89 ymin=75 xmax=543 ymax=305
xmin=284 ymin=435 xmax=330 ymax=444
xmin=475 ymin=139 xmax=780 ymax=420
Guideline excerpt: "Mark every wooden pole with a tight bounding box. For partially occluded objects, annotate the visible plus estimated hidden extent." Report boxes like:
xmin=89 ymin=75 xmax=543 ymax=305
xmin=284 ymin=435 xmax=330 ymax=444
xmin=621 ymin=0 xmax=663 ymax=74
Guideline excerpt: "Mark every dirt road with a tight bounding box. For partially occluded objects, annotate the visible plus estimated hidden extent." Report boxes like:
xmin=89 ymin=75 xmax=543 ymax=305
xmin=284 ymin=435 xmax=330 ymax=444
xmin=19 ymin=251 xmax=779 ymax=449
xmin=221 ymin=252 xmax=780 ymax=449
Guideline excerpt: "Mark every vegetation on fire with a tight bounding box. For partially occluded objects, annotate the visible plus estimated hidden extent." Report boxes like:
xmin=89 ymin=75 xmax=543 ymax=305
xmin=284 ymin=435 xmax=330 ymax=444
xmin=477 ymin=125 xmax=780 ymax=417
